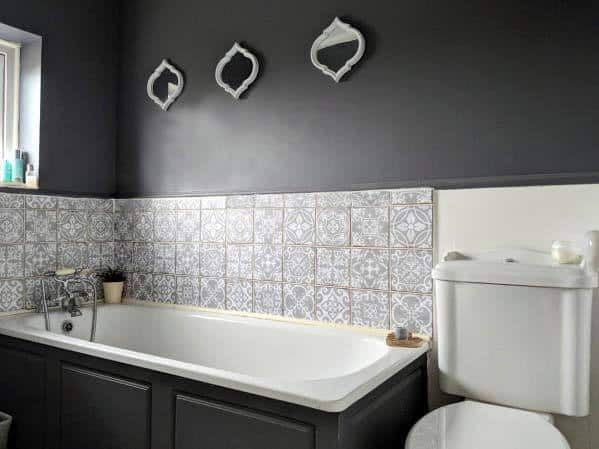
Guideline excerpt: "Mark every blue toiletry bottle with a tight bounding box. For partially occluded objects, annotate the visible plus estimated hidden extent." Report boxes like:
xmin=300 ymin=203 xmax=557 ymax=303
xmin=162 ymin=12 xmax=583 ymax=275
xmin=2 ymin=160 xmax=12 ymax=183
xmin=12 ymin=150 xmax=24 ymax=183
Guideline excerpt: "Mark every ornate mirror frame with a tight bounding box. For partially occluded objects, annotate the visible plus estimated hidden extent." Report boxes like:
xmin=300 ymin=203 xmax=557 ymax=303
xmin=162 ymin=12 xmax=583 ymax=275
xmin=310 ymin=17 xmax=366 ymax=83
xmin=146 ymin=59 xmax=185 ymax=111
xmin=215 ymin=42 xmax=260 ymax=100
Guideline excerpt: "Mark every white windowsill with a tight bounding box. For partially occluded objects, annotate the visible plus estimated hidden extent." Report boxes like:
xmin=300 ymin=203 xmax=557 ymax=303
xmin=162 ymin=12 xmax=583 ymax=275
xmin=0 ymin=181 xmax=38 ymax=189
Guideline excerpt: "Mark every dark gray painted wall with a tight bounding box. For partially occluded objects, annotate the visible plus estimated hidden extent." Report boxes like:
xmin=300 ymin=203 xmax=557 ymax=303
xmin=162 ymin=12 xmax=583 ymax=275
xmin=118 ymin=0 xmax=599 ymax=196
xmin=0 ymin=0 xmax=119 ymax=196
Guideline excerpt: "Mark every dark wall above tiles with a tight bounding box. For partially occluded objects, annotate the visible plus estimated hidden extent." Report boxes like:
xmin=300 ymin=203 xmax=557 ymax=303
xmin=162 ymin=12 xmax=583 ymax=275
xmin=118 ymin=0 xmax=599 ymax=196
xmin=0 ymin=0 xmax=119 ymax=196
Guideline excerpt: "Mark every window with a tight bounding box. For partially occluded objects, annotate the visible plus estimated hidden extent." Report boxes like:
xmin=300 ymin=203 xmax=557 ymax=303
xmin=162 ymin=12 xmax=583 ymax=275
xmin=0 ymin=37 xmax=20 ymax=162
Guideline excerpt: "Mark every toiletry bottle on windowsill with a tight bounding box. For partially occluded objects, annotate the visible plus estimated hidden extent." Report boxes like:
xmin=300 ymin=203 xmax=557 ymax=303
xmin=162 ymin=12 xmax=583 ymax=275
xmin=12 ymin=150 xmax=24 ymax=183
xmin=1 ymin=160 xmax=12 ymax=183
xmin=25 ymin=164 xmax=37 ymax=188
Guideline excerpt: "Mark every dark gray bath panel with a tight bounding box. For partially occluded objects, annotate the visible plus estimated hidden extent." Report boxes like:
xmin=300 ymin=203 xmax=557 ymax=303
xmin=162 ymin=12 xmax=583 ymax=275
xmin=0 ymin=335 xmax=427 ymax=449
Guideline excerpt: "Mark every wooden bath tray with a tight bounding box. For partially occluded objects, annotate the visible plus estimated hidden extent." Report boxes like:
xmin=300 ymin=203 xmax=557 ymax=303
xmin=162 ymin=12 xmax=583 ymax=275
xmin=386 ymin=332 xmax=428 ymax=348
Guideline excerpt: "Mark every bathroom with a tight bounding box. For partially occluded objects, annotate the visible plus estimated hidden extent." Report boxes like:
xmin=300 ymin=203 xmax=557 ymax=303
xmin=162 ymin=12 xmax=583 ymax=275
xmin=0 ymin=1 xmax=598 ymax=448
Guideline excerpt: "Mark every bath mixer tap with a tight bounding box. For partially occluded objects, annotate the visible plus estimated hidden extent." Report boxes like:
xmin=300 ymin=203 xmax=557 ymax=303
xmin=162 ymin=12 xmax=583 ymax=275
xmin=39 ymin=268 xmax=99 ymax=341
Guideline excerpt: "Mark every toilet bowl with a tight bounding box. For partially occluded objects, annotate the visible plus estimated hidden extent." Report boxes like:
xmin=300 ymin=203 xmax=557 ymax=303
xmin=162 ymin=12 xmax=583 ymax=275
xmin=406 ymin=401 xmax=570 ymax=449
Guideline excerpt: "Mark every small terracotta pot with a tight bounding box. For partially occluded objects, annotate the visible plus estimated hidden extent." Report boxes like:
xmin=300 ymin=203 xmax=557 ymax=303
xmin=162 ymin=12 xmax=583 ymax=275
xmin=103 ymin=281 xmax=124 ymax=304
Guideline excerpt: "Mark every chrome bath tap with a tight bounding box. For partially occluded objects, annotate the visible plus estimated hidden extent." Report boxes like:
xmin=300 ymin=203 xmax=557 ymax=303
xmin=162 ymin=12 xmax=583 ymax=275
xmin=39 ymin=268 xmax=99 ymax=341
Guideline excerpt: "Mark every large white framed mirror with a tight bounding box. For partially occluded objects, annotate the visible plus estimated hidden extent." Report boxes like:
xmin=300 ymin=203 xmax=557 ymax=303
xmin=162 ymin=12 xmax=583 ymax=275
xmin=215 ymin=42 xmax=260 ymax=100
xmin=147 ymin=59 xmax=185 ymax=111
xmin=310 ymin=17 xmax=365 ymax=83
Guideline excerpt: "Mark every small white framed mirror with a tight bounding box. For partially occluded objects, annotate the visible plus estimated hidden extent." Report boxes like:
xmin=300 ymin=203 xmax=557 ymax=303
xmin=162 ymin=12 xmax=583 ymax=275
xmin=215 ymin=42 xmax=260 ymax=100
xmin=310 ymin=17 xmax=365 ymax=83
xmin=147 ymin=59 xmax=185 ymax=111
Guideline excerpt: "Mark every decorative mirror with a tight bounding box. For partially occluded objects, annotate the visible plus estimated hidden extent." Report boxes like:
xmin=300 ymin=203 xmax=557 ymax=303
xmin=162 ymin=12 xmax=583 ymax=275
xmin=215 ymin=42 xmax=259 ymax=99
xmin=310 ymin=17 xmax=365 ymax=83
xmin=147 ymin=59 xmax=185 ymax=111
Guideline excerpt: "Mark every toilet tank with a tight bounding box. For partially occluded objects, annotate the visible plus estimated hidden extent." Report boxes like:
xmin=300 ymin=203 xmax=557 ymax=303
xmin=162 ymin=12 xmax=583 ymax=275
xmin=433 ymin=249 xmax=596 ymax=416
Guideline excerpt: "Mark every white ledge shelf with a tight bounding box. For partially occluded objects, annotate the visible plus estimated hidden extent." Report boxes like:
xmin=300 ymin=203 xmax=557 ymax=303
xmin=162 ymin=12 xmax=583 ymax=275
xmin=0 ymin=181 xmax=38 ymax=190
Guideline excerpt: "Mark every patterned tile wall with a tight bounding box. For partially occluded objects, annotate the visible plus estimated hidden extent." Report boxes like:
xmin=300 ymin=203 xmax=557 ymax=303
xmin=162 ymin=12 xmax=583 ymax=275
xmin=0 ymin=193 xmax=114 ymax=312
xmin=114 ymin=188 xmax=434 ymax=334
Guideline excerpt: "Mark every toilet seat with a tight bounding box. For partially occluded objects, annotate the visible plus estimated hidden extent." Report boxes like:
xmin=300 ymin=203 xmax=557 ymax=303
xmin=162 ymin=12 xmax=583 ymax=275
xmin=405 ymin=401 xmax=570 ymax=449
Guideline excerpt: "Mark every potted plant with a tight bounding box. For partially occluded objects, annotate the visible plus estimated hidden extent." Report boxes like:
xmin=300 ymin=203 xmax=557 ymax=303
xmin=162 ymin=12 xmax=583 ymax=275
xmin=99 ymin=267 xmax=126 ymax=304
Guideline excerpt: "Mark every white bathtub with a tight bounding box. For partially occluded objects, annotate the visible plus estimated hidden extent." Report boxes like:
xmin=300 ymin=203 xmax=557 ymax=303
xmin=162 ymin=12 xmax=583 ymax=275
xmin=0 ymin=304 xmax=428 ymax=412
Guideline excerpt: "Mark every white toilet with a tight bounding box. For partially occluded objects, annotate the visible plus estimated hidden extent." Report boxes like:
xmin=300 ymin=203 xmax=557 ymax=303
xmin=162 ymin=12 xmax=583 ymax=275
xmin=406 ymin=245 xmax=598 ymax=449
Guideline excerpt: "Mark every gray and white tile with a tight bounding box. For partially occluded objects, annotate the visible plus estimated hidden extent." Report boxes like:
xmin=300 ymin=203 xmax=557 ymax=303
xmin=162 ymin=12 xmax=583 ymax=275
xmin=201 ymin=196 xmax=226 ymax=209
xmin=176 ymin=210 xmax=201 ymax=242
xmin=351 ymin=248 xmax=389 ymax=290
xmin=254 ymin=209 xmax=283 ymax=244
xmin=316 ymin=191 xmax=351 ymax=207
xmin=89 ymin=212 xmax=113 ymax=242
xmin=254 ymin=281 xmax=283 ymax=315
xmin=154 ymin=212 xmax=177 ymax=242
xmin=284 ymin=284 xmax=314 ymax=320
xmin=351 ymin=290 xmax=389 ymax=329
xmin=132 ymin=243 xmax=154 ymax=273
xmin=391 ymin=188 xmax=432 ymax=205
xmin=390 ymin=249 xmax=432 ymax=293
xmin=283 ymin=246 xmax=314 ymax=284
xmin=133 ymin=211 xmax=154 ymax=241
xmin=0 ymin=193 xmax=24 ymax=209
xmin=0 ymin=244 xmax=24 ymax=278
xmin=200 ymin=243 xmax=226 ymax=277
xmin=115 ymin=242 xmax=134 ymax=272
xmin=154 ymin=243 xmax=176 ymax=273
xmin=390 ymin=205 xmax=433 ymax=248
xmin=151 ymin=198 xmax=179 ymax=211
xmin=28 ymin=210 xmax=58 ymax=242
xmin=351 ymin=207 xmax=389 ymax=247
xmin=226 ymin=209 xmax=253 ymax=243
xmin=226 ymin=279 xmax=253 ymax=312
xmin=227 ymin=195 xmax=255 ymax=208
xmin=253 ymin=244 xmax=282 ymax=281
xmin=88 ymin=242 xmax=115 ymax=270
xmin=254 ymin=194 xmax=284 ymax=208
xmin=176 ymin=243 xmax=200 ymax=275
xmin=315 ymin=287 xmax=350 ymax=324
xmin=316 ymin=208 xmax=350 ymax=246
xmin=26 ymin=195 xmax=57 ymax=209
xmin=352 ymin=190 xmax=390 ymax=207
xmin=0 ymin=209 xmax=24 ymax=244
xmin=152 ymin=274 xmax=176 ymax=303
xmin=284 ymin=208 xmax=315 ymax=245
xmin=176 ymin=276 xmax=200 ymax=306
xmin=284 ymin=193 xmax=316 ymax=208
xmin=25 ymin=243 xmax=57 ymax=276
xmin=58 ymin=210 xmax=86 ymax=242
xmin=201 ymin=209 xmax=226 ymax=242
xmin=226 ymin=244 xmax=253 ymax=279
xmin=176 ymin=197 xmax=203 ymax=210
xmin=316 ymin=247 xmax=350 ymax=287
xmin=115 ymin=212 xmax=134 ymax=241
xmin=391 ymin=293 xmax=433 ymax=335
xmin=58 ymin=243 xmax=89 ymax=269
xmin=200 ymin=277 xmax=226 ymax=309
xmin=0 ymin=279 xmax=24 ymax=312
xmin=129 ymin=273 xmax=153 ymax=301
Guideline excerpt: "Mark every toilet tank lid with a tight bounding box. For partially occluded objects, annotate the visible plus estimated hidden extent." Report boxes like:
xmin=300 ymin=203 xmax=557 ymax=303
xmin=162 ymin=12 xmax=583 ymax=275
xmin=432 ymin=249 xmax=598 ymax=289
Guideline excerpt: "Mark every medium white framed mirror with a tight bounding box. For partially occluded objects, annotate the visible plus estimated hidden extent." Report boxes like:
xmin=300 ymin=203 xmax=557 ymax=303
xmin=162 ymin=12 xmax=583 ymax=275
xmin=147 ymin=59 xmax=185 ymax=111
xmin=215 ymin=42 xmax=260 ymax=100
xmin=310 ymin=17 xmax=365 ymax=83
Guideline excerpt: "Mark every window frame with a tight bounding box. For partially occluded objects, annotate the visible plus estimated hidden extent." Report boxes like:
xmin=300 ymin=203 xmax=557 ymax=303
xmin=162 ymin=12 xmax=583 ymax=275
xmin=0 ymin=37 xmax=20 ymax=163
